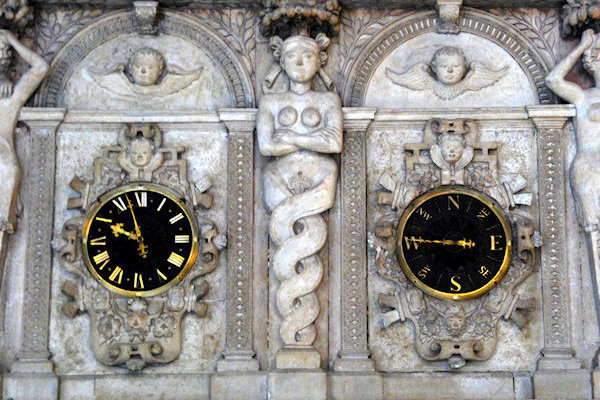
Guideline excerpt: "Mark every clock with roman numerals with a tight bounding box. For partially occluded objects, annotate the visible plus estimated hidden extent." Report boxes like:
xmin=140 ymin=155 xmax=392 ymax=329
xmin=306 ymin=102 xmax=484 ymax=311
xmin=82 ymin=183 xmax=199 ymax=297
xmin=396 ymin=186 xmax=512 ymax=301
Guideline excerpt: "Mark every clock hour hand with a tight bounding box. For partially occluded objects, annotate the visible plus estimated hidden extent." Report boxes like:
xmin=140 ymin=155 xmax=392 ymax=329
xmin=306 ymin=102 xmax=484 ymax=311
xmin=110 ymin=223 xmax=138 ymax=240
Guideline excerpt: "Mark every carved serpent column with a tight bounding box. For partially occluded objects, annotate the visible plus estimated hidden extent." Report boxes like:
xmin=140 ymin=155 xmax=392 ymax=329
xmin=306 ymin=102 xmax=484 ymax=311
xmin=257 ymin=34 xmax=342 ymax=369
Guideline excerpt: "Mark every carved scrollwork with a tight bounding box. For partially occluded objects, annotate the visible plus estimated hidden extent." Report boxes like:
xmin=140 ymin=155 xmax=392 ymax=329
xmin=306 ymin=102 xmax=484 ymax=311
xmin=373 ymin=118 xmax=537 ymax=368
xmin=59 ymin=123 xmax=225 ymax=370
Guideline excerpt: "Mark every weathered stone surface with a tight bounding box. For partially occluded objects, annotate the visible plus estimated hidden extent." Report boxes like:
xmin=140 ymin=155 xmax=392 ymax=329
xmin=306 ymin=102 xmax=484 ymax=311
xmin=267 ymin=371 xmax=327 ymax=400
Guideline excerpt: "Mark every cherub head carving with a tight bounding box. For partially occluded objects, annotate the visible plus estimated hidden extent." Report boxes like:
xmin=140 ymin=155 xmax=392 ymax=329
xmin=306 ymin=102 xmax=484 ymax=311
xmin=385 ymin=46 xmax=509 ymax=100
xmin=127 ymin=47 xmax=165 ymax=86
xmin=430 ymin=46 xmax=467 ymax=86
xmin=128 ymin=137 xmax=155 ymax=167
xmin=118 ymin=124 xmax=164 ymax=180
xmin=270 ymin=33 xmax=330 ymax=84
xmin=437 ymin=131 xmax=467 ymax=165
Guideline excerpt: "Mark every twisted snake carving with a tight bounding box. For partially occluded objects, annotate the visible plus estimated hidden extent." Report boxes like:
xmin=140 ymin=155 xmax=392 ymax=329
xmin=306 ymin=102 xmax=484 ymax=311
xmin=265 ymin=153 xmax=337 ymax=345
xmin=257 ymin=34 xmax=342 ymax=350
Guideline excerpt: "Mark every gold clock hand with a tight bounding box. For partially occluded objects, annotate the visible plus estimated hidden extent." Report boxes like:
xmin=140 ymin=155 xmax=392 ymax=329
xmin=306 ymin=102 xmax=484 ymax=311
xmin=110 ymin=223 xmax=138 ymax=240
xmin=125 ymin=194 xmax=143 ymax=239
xmin=404 ymin=237 xmax=475 ymax=249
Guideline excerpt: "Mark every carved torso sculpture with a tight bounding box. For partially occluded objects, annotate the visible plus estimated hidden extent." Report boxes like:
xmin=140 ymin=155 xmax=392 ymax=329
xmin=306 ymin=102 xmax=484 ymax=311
xmin=257 ymin=34 xmax=342 ymax=367
xmin=0 ymin=29 xmax=48 ymax=232
xmin=546 ymin=29 xmax=600 ymax=233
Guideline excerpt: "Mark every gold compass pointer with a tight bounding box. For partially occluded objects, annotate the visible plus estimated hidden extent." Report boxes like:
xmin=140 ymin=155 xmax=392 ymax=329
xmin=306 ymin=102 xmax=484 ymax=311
xmin=125 ymin=194 xmax=143 ymax=239
xmin=110 ymin=223 xmax=138 ymax=240
xmin=405 ymin=237 xmax=476 ymax=249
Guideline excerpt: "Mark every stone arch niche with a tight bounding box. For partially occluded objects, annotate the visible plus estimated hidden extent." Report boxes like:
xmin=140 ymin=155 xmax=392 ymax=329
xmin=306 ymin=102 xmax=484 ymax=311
xmin=35 ymin=9 xmax=255 ymax=109
xmin=342 ymin=9 xmax=552 ymax=107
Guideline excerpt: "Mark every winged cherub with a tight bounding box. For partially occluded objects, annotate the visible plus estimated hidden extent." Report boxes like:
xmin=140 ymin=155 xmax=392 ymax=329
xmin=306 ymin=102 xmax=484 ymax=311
xmin=385 ymin=46 xmax=509 ymax=100
xmin=84 ymin=47 xmax=203 ymax=100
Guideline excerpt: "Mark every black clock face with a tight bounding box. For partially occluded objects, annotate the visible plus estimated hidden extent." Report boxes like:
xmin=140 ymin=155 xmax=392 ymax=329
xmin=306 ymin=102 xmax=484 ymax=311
xmin=82 ymin=184 xmax=199 ymax=297
xmin=396 ymin=186 xmax=512 ymax=301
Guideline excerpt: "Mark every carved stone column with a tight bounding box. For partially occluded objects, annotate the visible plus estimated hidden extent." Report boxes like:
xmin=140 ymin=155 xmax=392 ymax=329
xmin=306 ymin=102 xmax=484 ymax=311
xmin=527 ymin=105 xmax=591 ymax=399
xmin=334 ymin=108 xmax=377 ymax=372
xmin=217 ymin=108 xmax=260 ymax=372
xmin=4 ymin=108 xmax=65 ymax=400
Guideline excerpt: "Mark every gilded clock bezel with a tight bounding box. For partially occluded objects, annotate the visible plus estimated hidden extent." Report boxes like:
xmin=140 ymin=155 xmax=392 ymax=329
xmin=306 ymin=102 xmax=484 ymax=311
xmin=81 ymin=182 xmax=199 ymax=297
xmin=396 ymin=185 xmax=513 ymax=301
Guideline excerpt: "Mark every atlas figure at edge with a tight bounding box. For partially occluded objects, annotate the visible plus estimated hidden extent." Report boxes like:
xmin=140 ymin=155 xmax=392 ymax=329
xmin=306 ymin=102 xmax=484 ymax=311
xmin=0 ymin=28 xmax=49 ymax=232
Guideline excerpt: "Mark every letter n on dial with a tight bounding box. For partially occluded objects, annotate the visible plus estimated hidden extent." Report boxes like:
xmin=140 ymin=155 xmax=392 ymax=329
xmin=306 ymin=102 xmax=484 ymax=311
xmin=395 ymin=186 xmax=512 ymax=301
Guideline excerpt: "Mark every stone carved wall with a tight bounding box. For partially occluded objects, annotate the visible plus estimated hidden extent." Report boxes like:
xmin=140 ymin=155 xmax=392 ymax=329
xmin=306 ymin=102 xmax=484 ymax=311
xmin=1 ymin=2 xmax=599 ymax=400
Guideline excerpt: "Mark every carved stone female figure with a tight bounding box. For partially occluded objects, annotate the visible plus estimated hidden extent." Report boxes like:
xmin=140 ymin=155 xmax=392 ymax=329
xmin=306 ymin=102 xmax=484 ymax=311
xmin=257 ymin=33 xmax=342 ymax=367
xmin=0 ymin=29 xmax=48 ymax=232
xmin=546 ymin=29 xmax=600 ymax=232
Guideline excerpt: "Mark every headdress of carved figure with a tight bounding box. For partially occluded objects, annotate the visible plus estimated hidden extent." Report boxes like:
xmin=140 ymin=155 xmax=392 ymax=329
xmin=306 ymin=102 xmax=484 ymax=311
xmin=127 ymin=47 xmax=166 ymax=86
xmin=264 ymin=33 xmax=334 ymax=92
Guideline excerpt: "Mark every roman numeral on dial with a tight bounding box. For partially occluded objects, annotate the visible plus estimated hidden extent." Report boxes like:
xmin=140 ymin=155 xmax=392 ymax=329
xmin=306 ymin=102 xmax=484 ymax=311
xmin=109 ymin=267 xmax=123 ymax=284
xmin=167 ymin=252 xmax=185 ymax=267
xmin=112 ymin=197 xmax=127 ymax=212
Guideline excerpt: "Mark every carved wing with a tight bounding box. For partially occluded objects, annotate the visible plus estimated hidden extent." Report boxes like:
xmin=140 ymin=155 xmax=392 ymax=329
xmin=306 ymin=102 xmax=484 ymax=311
xmin=385 ymin=63 xmax=435 ymax=91
xmin=462 ymin=61 xmax=509 ymax=92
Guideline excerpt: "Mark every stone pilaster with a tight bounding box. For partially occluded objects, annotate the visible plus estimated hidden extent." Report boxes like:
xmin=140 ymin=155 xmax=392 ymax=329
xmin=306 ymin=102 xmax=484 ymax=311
xmin=527 ymin=105 xmax=591 ymax=399
xmin=216 ymin=108 xmax=260 ymax=372
xmin=334 ymin=108 xmax=377 ymax=372
xmin=4 ymin=108 xmax=65 ymax=400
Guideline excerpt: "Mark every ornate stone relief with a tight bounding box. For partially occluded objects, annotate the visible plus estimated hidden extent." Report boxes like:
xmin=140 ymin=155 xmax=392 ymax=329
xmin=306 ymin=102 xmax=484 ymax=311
xmin=489 ymin=8 xmax=559 ymax=67
xmin=342 ymin=9 xmax=554 ymax=106
xmin=371 ymin=118 xmax=538 ymax=368
xmin=36 ymin=9 xmax=255 ymax=108
xmin=436 ymin=0 xmax=462 ymax=33
xmin=385 ymin=46 xmax=509 ymax=100
xmin=257 ymin=34 xmax=342 ymax=369
xmin=58 ymin=123 xmax=225 ymax=371
xmin=133 ymin=1 xmax=158 ymax=35
xmin=83 ymin=47 xmax=204 ymax=103
xmin=36 ymin=7 xmax=103 ymax=62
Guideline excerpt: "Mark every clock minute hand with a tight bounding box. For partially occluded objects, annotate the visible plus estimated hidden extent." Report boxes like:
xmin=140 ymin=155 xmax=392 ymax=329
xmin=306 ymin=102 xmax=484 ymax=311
xmin=125 ymin=195 xmax=143 ymax=239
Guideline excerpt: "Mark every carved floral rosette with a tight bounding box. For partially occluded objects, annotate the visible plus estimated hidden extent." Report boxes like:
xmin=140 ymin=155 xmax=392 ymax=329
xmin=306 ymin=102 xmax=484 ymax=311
xmin=58 ymin=123 xmax=225 ymax=370
xmin=372 ymin=118 xmax=537 ymax=368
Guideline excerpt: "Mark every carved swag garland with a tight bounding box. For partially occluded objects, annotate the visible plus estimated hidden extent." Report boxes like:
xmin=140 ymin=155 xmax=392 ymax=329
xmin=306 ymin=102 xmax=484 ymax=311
xmin=59 ymin=124 xmax=225 ymax=371
xmin=372 ymin=119 xmax=537 ymax=369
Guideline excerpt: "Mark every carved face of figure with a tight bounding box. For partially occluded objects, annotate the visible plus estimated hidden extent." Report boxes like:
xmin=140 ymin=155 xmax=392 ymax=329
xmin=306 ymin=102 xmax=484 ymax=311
xmin=280 ymin=38 xmax=320 ymax=84
xmin=128 ymin=48 xmax=165 ymax=86
xmin=439 ymin=134 xmax=466 ymax=164
xmin=129 ymin=138 xmax=154 ymax=167
xmin=0 ymin=39 xmax=12 ymax=73
xmin=431 ymin=47 xmax=467 ymax=85
xmin=583 ymin=37 xmax=600 ymax=73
